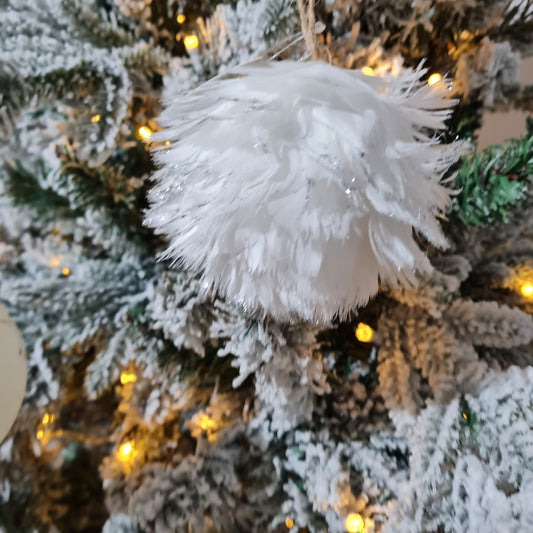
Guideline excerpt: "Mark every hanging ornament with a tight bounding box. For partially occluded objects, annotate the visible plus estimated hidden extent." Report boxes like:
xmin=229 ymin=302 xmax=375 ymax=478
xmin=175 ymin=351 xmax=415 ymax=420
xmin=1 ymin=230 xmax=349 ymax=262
xmin=0 ymin=305 xmax=27 ymax=442
xmin=146 ymin=59 xmax=464 ymax=322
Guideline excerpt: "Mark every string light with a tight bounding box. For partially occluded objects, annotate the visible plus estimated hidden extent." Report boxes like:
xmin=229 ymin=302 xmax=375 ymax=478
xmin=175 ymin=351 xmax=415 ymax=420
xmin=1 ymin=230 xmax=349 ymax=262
xmin=120 ymin=371 xmax=137 ymax=385
xmin=504 ymin=267 xmax=533 ymax=298
xmin=346 ymin=513 xmax=365 ymax=533
xmin=62 ymin=267 xmax=70 ymax=276
xmin=184 ymin=34 xmax=199 ymax=50
xmin=355 ymin=322 xmax=374 ymax=343
xmin=462 ymin=412 xmax=468 ymax=420
xmin=35 ymin=411 xmax=58 ymax=446
xmin=138 ymin=126 xmax=152 ymax=142
xmin=428 ymin=73 xmax=442 ymax=86
xmin=196 ymin=412 xmax=217 ymax=432
xmin=118 ymin=441 xmax=135 ymax=462
xmin=361 ymin=66 xmax=374 ymax=76
xmin=191 ymin=412 xmax=219 ymax=442
xmin=176 ymin=13 xmax=185 ymax=23
xmin=49 ymin=256 xmax=61 ymax=267
xmin=165 ymin=141 xmax=170 ymax=145
xmin=285 ymin=517 xmax=294 ymax=528
xmin=91 ymin=114 xmax=101 ymax=123
xmin=521 ymin=282 xmax=533 ymax=298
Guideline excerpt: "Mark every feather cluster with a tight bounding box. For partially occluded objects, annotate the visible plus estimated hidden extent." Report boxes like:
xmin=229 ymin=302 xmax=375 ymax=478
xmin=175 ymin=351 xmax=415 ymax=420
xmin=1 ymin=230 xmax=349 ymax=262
xmin=146 ymin=60 xmax=464 ymax=322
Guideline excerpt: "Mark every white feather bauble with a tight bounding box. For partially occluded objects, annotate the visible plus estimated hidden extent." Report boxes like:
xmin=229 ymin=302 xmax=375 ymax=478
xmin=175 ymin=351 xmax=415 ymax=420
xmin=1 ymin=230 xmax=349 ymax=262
xmin=146 ymin=60 xmax=464 ymax=322
xmin=0 ymin=305 xmax=27 ymax=442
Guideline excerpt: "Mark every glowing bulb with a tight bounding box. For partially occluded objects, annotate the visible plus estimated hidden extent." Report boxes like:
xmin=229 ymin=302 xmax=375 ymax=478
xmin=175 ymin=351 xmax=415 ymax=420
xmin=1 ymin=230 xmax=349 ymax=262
xmin=346 ymin=513 xmax=365 ymax=533
xmin=42 ymin=413 xmax=50 ymax=424
xmin=285 ymin=517 xmax=294 ymax=529
xmin=165 ymin=141 xmax=170 ymax=145
xmin=120 ymin=371 xmax=137 ymax=385
xmin=462 ymin=412 xmax=468 ymax=420
xmin=36 ymin=430 xmax=44 ymax=440
xmin=361 ymin=66 xmax=374 ymax=76
xmin=428 ymin=73 xmax=442 ymax=86
xmin=62 ymin=267 xmax=70 ymax=276
xmin=49 ymin=256 xmax=61 ymax=267
xmin=118 ymin=441 xmax=134 ymax=461
xmin=355 ymin=322 xmax=374 ymax=343
xmin=91 ymin=114 xmax=101 ymax=123
xmin=197 ymin=412 xmax=216 ymax=432
xmin=521 ymin=283 xmax=533 ymax=298
xmin=138 ymin=126 xmax=152 ymax=142
xmin=176 ymin=13 xmax=186 ymax=23
xmin=184 ymin=34 xmax=199 ymax=50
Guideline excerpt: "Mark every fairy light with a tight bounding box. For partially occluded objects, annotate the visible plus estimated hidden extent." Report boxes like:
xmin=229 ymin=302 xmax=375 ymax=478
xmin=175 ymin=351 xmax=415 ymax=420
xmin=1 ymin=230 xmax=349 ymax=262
xmin=62 ymin=267 xmax=70 ymax=276
xmin=91 ymin=114 xmax=101 ymax=123
xmin=120 ymin=371 xmax=137 ymax=385
xmin=36 ymin=430 xmax=44 ymax=440
xmin=118 ymin=441 xmax=135 ymax=462
xmin=285 ymin=517 xmax=294 ymax=528
xmin=362 ymin=66 xmax=374 ymax=76
xmin=346 ymin=513 xmax=365 ymax=533
xmin=197 ymin=412 xmax=216 ymax=432
xmin=355 ymin=322 xmax=374 ymax=343
xmin=42 ymin=413 xmax=50 ymax=424
xmin=462 ymin=412 xmax=468 ymax=420
xmin=138 ymin=126 xmax=152 ymax=142
xmin=184 ymin=34 xmax=199 ymax=50
xmin=165 ymin=141 xmax=170 ymax=145
xmin=49 ymin=256 xmax=61 ymax=267
xmin=504 ymin=267 xmax=533 ymax=298
xmin=521 ymin=282 xmax=533 ymax=298
xmin=428 ymin=73 xmax=442 ymax=86
xmin=191 ymin=412 xmax=219 ymax=442
xmin=176 ymin=13 xmax=185 ymax=23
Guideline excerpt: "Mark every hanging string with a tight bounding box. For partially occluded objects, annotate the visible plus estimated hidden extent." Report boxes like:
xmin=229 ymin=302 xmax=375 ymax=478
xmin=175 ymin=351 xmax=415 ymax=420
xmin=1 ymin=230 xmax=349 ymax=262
xmin=296 ymin=0 xmax=319 ymax=61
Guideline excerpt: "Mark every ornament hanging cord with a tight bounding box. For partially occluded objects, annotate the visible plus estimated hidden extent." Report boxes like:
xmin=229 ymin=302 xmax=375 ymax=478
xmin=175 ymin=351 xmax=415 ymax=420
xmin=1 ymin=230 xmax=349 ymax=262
xmin=296 ymin=0 xmax=319 ymax=60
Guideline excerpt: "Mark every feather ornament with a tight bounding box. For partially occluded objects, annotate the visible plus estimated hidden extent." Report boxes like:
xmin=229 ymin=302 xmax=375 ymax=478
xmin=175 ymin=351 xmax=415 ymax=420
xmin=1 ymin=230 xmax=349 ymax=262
xmin=146 ymin=60 xmax=465 ymax=322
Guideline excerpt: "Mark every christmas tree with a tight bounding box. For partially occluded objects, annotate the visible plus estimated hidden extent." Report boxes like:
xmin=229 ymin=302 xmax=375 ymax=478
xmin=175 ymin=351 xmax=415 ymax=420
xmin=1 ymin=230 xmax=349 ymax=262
xmin=1 ymin=0 xmax=533 ymax=532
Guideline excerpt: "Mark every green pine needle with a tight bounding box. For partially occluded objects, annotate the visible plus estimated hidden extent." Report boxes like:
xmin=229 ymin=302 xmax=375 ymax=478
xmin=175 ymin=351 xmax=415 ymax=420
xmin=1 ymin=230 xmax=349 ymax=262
xmin=263 ymin=0 xmax=297 ymax=45
xmin=4 ymin=161 xmax=72 ymax=219
xmin=448 ymin=132 xmax=533 ymax=227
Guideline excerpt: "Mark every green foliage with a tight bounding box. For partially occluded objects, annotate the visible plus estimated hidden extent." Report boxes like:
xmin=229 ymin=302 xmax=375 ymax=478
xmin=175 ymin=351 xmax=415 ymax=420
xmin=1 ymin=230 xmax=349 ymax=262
xmin=448 ymin=132 xmax=533 ymax=227
xmin=5 ymin=144 xmax=154 ymax=249
xmin=0 ymin=1 xmax=168 ymax=163
xmin=262 ymin=0 xmax=297 ymax=45
xmin=60 ymin=0 xmax=135 ymax=47
xmin=444 ymin=101 xmax=483 ymax=143
xmin=57 ymin=148 xmax=142 ymax=221
xmin=459 ymin=396 xmax=478 ymax=445
xmin=4 ymin=161 xmax=71 ymax=220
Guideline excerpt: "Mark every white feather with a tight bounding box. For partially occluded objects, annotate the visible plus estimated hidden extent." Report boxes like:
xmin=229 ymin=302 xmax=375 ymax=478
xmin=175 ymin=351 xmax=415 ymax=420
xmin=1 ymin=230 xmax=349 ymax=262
xmin=146 ymin=60 xmax=465 ymax=322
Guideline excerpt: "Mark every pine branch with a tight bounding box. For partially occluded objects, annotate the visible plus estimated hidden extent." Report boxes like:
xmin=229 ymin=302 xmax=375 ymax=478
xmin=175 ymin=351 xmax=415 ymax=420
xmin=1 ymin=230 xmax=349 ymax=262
xmin=262 ymin=0 xmax=297 ymax=45
xmin=56 ymin=148 xmax=147 ymax=235
xmin=60 ymin=0 xmax=135 ymax=48
xmin=448 ymin=131 xmax=533 ymax=227
xmin=3 ymin=161 xmax=73 ymax=220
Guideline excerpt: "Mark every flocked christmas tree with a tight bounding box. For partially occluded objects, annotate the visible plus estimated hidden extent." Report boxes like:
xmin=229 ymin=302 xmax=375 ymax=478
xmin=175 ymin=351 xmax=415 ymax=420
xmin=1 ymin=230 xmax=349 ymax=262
xmin=1 ymin=0 xmax=533 ymax=532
